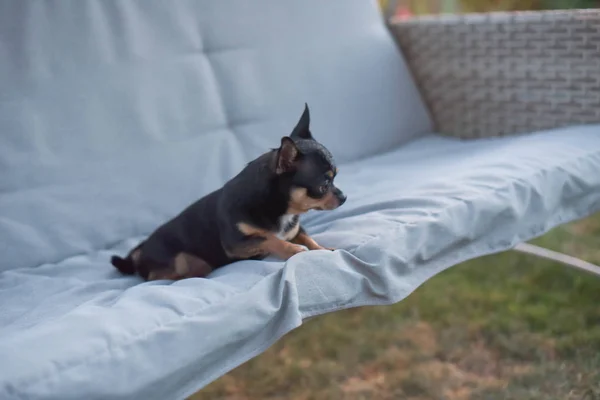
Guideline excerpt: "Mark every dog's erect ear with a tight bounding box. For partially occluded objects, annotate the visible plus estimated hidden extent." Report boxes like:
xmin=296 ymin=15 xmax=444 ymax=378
xmin=290 ymin=103 xmax=313 ymax=141
xmin=276 ymin=136 xmax=299 ymax=174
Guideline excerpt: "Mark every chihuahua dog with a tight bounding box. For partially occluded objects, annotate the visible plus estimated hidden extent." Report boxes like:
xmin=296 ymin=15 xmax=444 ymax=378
xmin=111 ymin=104 xmax=346 ymax=281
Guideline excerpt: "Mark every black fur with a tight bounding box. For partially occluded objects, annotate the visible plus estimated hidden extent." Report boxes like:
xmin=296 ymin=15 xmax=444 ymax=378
xmin=111 ymin=104 xmax=346 ymax=281
xmin=110 ymin=255 xmax=136 ymax=275
xmin=290 ymin=103 xmax=313 ymax=140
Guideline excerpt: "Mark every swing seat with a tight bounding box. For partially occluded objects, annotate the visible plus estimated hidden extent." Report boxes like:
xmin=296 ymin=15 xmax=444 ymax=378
xmin=1 ymin=2 xmax=599 ymax=399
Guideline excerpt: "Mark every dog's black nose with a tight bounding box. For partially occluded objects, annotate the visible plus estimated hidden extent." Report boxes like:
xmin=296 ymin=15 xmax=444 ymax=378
xmin=338 ymin=193 xmax=347 ymax=206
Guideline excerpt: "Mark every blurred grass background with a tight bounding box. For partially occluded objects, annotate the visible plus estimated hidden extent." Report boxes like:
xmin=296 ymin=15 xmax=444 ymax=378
xmin=379 ymin=0 xmax=599 ymax=17
xmin=191 ymin=213 xmax=600 ymax=399
xmin=191 ymin=1 xmax=600 ymax=398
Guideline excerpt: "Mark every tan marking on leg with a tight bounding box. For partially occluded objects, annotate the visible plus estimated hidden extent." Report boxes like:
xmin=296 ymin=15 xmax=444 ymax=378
xmin=174 ymin=252 xmax=213 ymax=278
xmin=227 ymin=237 xmax=302 ymax=260
xmin=230 ymin=222 xmax=269 ymax=258
xmin=146 ymin=253 xmax=213 ymax=281
xmin=224 ymin=244 xmax=266 ymax=259
xmin=233 ymin=221 xmax=305 ymax=260
xmin=147 ymin=269 xmax=179 ymax=281
xmin=292 ymin=231 xmax=334 ymax=251
xmin=262 ymin=236 xmax=306 ymax=260
xmin=173 ymin=253 xmax=189 ymax=275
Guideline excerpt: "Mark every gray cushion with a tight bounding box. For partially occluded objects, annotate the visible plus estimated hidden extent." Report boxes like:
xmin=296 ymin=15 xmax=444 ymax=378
xmin=2 ymin=1 xmax=599 ymax=399
xmin=0 ymin=0 xmax=431 ymax=273
xmin=2 ymin=126 xmax=600 ymax=399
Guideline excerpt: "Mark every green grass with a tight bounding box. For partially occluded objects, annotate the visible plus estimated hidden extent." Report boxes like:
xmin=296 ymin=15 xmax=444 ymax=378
xmin=191 ymin=213 xmax=600 ymax=400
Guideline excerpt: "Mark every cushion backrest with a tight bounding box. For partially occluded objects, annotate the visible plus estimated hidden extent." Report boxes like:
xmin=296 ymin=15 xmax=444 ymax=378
xmin=0 ymin=0 xmax=432 ymax=271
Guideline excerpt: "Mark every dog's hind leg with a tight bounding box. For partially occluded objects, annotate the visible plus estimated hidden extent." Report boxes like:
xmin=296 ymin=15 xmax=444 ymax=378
xmin=145 ymin=252 xmax=213 ymax=281
xmin=172 ymin=252 xmax=213 ymax=279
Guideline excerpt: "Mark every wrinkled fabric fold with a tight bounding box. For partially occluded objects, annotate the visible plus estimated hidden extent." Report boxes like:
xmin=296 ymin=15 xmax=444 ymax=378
xmin=1 ymin=127 xmax=600 ymax=399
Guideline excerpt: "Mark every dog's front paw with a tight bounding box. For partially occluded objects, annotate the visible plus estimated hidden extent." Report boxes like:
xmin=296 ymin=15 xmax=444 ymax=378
xmin=310 ymin=245 xmax=335 ymax=252
xmin=284 ymin=243 xmax=307 ymax=259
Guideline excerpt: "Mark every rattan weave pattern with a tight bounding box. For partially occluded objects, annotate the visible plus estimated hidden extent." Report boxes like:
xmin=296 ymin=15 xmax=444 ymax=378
xmin=390 ymin=10 xmax=600 ymax=138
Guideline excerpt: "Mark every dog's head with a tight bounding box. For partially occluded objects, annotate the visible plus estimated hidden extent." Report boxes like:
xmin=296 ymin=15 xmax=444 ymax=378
xmin=275 ymin=104 xmax=346 ymax=214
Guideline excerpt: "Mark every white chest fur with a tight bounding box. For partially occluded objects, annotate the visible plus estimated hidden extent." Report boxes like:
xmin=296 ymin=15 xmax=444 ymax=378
xmin=276 ymin=214 xmax=300 ymax=241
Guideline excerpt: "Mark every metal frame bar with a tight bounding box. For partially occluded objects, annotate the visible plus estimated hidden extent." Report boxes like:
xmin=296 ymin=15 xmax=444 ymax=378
xmin=513 ymin=243 xmax=600 ymax=277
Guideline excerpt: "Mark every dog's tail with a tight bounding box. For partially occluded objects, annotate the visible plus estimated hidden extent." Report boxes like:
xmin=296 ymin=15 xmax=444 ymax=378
xmin=111 ymin=255 xmax=136 ymax=275
xmin=111 ymin=242 xmax=144 ymax=275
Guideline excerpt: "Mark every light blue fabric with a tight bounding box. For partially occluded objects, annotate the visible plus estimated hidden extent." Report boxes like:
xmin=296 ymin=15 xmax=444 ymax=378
xmin=0 ymin=0 xmax=431 ymax=273
xmin=2 ymin=127 xmax=600 ymax=399
xmin=1 ymin=0 xmax=600 ymax=399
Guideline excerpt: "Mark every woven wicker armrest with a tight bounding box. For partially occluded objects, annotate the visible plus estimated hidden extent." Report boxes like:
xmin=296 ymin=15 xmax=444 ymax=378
xmin=389 ymin=10 xmax=600 ymax=138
